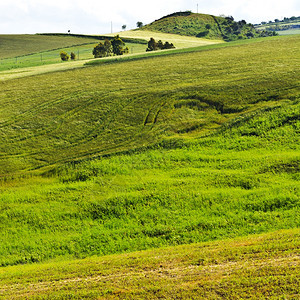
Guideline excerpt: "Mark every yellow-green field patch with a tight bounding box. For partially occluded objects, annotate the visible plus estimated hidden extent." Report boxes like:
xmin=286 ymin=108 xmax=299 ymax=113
xmin=106 ymin=29 xmax=224 ymax=48
xmin=0 ymin=229 xmax=298 ymax=299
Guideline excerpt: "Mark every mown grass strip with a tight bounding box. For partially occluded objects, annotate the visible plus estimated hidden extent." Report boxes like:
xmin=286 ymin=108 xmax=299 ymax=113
xmin=0 ymin=229 xmax=298 ymax=299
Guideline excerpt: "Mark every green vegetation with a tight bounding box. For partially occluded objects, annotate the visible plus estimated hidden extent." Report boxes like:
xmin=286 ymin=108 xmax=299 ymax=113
xmin=0 ymin=34 xmax=148 ymax=72
xmin=93 ymin=35 xmax=130 ymax=58
xmin=0 ymin=28 xmax=299 ymax=298
xmin=0 ymin=35 xmax=299 ymax=269
xmin=146 ymin=37 xmax=175 ymax=51
xmin=256 ymin=15 xmax=300 ymax=34
xmin=0 ymin=41 xmax=146 ymax=73
xmin=93 ymin=39 xmax=112 ymax=58
xmin=0 ymin=229 xmax=298 ymax=299
xmin=140 ymin=11 xmax=275 ymax=41
xmin=59 ymin=50 xmax=70 ymax=61
xmin=0 ymin=104 xmax=299 ymax=266
xmin=0 ymin=35 xmax=298 ymax=175
xmin=0 ymin=34 xmax=101 ymax=59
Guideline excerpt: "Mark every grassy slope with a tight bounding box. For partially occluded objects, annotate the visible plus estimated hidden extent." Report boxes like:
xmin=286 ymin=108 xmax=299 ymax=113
xmin=140 ymin=12 xmax=268 ymax=41
xmin=106 ymin=29 xmax=223 ymax=48
xmin=140 ymin=12 xmax=224 ymax=39
xmin=0 ymin=34 xmax=299 ymax=298
xmin=0 ymin=98 xmax=299 ymax=266
xmin=0 ymin=31 xmax=214 ymax=77
xmin=0 ymin=35 xmax=298 ymax=176
xmin=0 ymin=34 xmax=101 ymax=59
xmin=0 ymin=229 xmax=299 ymax=299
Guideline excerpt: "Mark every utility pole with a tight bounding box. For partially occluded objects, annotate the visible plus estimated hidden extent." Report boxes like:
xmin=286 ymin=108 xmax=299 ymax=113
xmin=111 ymin=21 xmax=113 ymax=34
xmin=197 ymin=3 xmax=198 ymax=14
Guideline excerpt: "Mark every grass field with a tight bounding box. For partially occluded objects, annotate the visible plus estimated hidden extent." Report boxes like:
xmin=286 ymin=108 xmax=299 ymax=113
xmin=0 ymin=32 xmax=299 ymax=298
xmin=277 ymin=28 xmax=300 ymax=35
xmin=0 ymin=35 xmax=298 ymax=175
xmin=106 ymin=29 xmax=223 ymax=48
xmin=0 ymin=36 xmax=148 ymax=73
xmin=0 ymin=31 xmax=219 ymax=74
xmin=0 ymin=34 xmax=101 ymax=59
xmin=0 ymin=229 xmax=298 ymax=299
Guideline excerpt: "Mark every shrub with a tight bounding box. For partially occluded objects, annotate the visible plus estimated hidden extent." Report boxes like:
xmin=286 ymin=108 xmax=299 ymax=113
xmin=60 ymin=51 xmax=69 ymax=61
xmin=70 ymin=52 xmax=76 ymax=60
xmin=146 ymin=38 xmax=175 ymax=51
xmin=146 ymin=37 xmax=158 ymax=51
xmin=111 ymin=35 xmax=126 ymax=56
xmin=93 ymin=39 xmax=112 ymax=58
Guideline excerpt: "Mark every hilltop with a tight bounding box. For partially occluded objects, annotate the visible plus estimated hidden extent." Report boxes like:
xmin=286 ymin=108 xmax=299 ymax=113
xmin=139 ymin=11 xmax=276 ymax=41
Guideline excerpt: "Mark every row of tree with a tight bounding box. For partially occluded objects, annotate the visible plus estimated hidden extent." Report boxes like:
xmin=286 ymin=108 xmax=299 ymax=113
xmin=61 ymin=35 xmax=175 ymax=61
xmin=93 ymin=35 xmax=129 ymax=58
xmin=261 ymin=16 xmax=300 ymax=25
xmin=146 ymin=38 xmax=175 ymax=51
xmin=60 ymin=51 xmax=76 ymax=61
xmin=92 ymin=36 xmax=175 ymax=58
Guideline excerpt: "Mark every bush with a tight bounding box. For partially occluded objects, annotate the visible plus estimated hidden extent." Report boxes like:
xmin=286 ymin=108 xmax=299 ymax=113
xmin=146 ymin=38 xmax=158 ymax=51
xmin=60 ymin=51 xmax=69 ymax=61
xmin=111 ymin=35 xmax=127 ymax=56
xmin=70 ymin=52 xmax=76 ymax=60
xmin=93 ymin=39 xmax=112 ymax=58
xmin=146 ymin=38 xmax=175 ymax=51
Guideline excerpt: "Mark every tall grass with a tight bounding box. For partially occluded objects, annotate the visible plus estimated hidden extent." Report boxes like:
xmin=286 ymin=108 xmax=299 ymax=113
xmin=0 ymin=99 xmax=299 ymax=266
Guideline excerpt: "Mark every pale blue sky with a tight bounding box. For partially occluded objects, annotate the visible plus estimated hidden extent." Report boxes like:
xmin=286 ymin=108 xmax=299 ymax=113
xmin=0 ymin=0 xmax=299 ymax=34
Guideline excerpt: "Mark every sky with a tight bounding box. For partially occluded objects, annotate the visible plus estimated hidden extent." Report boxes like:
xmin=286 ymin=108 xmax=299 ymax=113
xmin=0 ymin=0 xmax=299 ymax=34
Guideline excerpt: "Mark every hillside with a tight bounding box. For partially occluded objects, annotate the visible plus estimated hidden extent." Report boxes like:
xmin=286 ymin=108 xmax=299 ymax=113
xmin=0 ymin=34 xmax=101 ymax=59
xmin=0 ymin=36 xmax=298 ymax=176
xmin=140 ymin=11 xmax=275 ymax=41
xmin=0 ymin=32 xmax=299 ymax=298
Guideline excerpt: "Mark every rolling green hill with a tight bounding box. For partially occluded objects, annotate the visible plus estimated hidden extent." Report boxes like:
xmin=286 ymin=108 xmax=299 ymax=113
xmin=0 ymin=34 xmax=101 ymax=59
xmin=0 ymin=32 xmax=299 ymax=299
xmin=0 ymin=35 xmax=298 ymax=176
xmin=140 ymin=11 xmax=275 ymax=41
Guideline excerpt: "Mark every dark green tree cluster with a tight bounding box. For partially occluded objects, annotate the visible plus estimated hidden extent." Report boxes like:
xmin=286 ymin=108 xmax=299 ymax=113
xmin=93 ymin=35 xmax=129 ymax=58
xmin=146 ymin=38 xmax=175 ymax=51
xmin=60 ymin=51 xmax=76 ymax=61
xmin=92 ymin=39 xmax=112 ymax=58
xmin=218 ymin=17 xmax=276 ymax=41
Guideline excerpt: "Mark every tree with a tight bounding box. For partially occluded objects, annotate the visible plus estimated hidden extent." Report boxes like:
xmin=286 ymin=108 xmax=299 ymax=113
xmin=70 ymin=52 xmax=76 ymax=60
xmin=122 ymin=24 xmax=127 ymax=30
xmin=157 ymin=40 xmax=164 ymax=49
xmin=93 ymin=39 xmax=112 ymax=58
xmin=146 ymin=38 xmax=175 ymax=51
xmin=111 ymin=35 xmax=126 ymax=55
xmin=136 ymin=21 xmax=143 ymax=28
xmin=103 ymin=39 xmax=112 ymax=56
xmin=146 ymin=37 xmax=158 ymax=51
xmin=60 ymin=51 xmax=69 ymax=61
xmin=162 ymin=41 xmax=175 ymax=50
